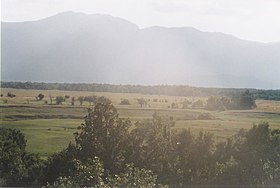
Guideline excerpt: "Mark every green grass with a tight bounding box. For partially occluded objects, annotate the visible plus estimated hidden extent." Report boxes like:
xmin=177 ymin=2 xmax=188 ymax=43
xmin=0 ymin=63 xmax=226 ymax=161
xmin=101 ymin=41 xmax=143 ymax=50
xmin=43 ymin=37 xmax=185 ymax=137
xmin=1 ymin=88 xmax=280 ymax=157
xmin=0 ymin=119 xmax=81 ymax=158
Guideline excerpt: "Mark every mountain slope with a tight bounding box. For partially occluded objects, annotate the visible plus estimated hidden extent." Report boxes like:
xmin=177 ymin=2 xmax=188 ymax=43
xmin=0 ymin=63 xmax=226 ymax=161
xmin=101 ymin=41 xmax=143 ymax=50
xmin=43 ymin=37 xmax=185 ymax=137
xmin=2 ymin=11 xmax=280 ymax=88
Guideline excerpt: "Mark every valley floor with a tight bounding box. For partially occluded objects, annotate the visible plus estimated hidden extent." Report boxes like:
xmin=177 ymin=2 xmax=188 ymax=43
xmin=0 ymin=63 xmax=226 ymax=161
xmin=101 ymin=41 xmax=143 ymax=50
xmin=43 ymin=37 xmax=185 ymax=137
xmin=1 ymin=88 xmax=280 ymax=158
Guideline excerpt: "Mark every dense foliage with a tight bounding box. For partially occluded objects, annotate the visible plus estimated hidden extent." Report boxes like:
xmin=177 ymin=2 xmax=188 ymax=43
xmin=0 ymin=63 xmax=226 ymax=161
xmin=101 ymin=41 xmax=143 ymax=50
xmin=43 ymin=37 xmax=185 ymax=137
xmin=1 ymin=97 xmax=279 ymax=187
xmin=205 ymin=90 xmax=257 ymax=110
xmin=2 ymin=81 xmax=280 ymax=100
xmin=0 ymin=128 xmax=43 ymax=186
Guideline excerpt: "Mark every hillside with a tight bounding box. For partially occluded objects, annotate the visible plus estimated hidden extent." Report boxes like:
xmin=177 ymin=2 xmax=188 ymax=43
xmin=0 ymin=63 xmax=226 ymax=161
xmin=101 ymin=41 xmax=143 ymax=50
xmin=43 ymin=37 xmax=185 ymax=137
xmin=2 ymin=11 xmax=280 ymax=88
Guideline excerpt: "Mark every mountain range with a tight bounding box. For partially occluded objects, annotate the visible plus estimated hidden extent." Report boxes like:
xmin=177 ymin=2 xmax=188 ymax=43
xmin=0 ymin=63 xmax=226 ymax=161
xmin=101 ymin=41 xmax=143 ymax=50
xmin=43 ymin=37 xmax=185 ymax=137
xmin=2 ymin=11 xmax=280 ymax=88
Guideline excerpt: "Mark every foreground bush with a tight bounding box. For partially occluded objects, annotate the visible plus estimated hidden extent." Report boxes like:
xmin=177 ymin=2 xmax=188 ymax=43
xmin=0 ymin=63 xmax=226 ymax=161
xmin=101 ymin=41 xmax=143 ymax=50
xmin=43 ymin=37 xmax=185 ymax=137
xmin=44 ymin=158 xmax=159 ymax=188
xmin=0 ymin=128 xmax=44 ymax=187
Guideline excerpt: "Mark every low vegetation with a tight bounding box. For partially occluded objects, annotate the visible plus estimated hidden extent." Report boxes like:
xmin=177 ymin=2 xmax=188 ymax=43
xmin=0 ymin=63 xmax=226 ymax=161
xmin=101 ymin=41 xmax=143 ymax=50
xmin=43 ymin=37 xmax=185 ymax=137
xmin=1 ymin=97 xmax=279 ymax=187
xmin=205 ymin=90 xmax=256 ymax=111
xmin=2 ymin=81 xmax=280 ymax=100
xmin=119 ymin=99 xmax=131 ymax=105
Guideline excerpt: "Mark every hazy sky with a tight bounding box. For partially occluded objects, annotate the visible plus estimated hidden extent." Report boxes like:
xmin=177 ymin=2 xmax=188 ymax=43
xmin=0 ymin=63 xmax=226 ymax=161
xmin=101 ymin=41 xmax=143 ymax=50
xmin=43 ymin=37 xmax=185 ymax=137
xmin=2 ymin=0 xmax=280 ymax=43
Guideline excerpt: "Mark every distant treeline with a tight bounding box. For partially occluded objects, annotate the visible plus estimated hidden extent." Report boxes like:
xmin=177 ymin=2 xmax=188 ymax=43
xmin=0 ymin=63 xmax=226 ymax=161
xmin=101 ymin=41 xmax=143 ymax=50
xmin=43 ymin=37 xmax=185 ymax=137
xmin=1 ymin=81 xmax=280 ymax=100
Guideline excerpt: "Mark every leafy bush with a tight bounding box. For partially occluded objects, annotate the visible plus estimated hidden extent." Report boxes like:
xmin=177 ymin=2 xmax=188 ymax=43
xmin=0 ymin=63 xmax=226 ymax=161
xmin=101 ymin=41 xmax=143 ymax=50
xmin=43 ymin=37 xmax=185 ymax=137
xmin=0 ymin=128 xmax=43 ymax=187
xmin=182 ymin=100 xmax=192 ymax=109
xmin=55 ymin=96 xmax=64 ymax=105
xmin=120 ymin=99 xmax=131 ymax=105
xmin=192 ymin=100 xmax=204 ymax=108
xmin=7 ymin=92 xmax=16 ymax=98
xmin=196 ymin=113 xmax=216 ymax=120
xmin=84 ymin=96 xmax=97 ymax=105
xmin=78 ymin=96 xmax=84 ymax=105
xmin=37 ymin=93 xmax=44 ymax=101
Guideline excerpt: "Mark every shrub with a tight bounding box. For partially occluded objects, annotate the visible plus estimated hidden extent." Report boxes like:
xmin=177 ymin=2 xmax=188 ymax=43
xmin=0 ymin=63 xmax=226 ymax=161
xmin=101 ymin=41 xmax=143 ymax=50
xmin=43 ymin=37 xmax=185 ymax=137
xmin=78 ymin=96 xmax=84 ymax=105
xmin=56 ymin=96 xmax=64 ymax=105
xmin=37 ymin=93 xmax=44 ymax=101
xmin=196 ymin=113 xmax=216 ymax=120
xmin=7 ymin=92 xmax=16 ymax=98
xmin=120 ymin=99 xmax=131 ymax=105
xmin=192 ymin=100 xmax=204 ymax=108
xmin=171 ymin=102 xmax=178 ymax=108
xmin=182 ymin=100 xmax=192 ymax=109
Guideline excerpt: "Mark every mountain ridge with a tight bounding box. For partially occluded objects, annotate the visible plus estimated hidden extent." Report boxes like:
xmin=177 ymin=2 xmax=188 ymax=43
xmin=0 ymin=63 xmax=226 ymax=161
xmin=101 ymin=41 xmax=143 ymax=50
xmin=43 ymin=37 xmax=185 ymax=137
xmin=2 ymin=11 xmax=280 ymax=89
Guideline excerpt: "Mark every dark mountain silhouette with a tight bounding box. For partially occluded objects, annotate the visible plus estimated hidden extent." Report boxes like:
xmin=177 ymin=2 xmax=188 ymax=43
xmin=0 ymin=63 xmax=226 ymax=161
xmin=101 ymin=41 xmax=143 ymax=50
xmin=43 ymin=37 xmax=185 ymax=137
xmin=2 ymin=11 xmax=280 ymax=88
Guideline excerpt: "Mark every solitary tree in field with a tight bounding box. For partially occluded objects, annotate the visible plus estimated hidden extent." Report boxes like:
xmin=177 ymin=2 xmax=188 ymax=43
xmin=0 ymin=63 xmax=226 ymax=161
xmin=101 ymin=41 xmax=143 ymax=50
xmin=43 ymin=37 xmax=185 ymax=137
xmin=7 ymin=92 xmax=16 ymax=98
xmin=120 ymin=99 xmax=131 ymax=105
xmin=71 ymin=97 xmax=75 ymax=106
xmin=37 ymin=93 xmax=44 ymax=101
xmin=49 ymin=95 xmax=53 ymax=105
xmin=56 ymin=96 xmax=64 ymax=105
xmin=78 ymin=96 xmax=84 ymax=106
xmin=137 ymin=98 xmax=147 ymax=107
xmin=192 ymin=100 xmax=204 ymax=108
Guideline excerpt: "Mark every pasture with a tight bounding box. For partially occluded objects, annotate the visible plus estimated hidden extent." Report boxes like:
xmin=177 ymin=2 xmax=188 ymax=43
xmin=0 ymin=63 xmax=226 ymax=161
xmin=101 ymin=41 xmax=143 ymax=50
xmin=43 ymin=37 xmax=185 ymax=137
xmin=1 ymin=88 xmax=280 ymax=158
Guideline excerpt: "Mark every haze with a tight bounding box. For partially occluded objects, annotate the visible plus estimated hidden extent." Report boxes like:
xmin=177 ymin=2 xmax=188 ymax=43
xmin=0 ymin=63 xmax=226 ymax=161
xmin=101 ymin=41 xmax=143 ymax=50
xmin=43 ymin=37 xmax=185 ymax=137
xmin=2 ymin=0 xmax=280 ymax=43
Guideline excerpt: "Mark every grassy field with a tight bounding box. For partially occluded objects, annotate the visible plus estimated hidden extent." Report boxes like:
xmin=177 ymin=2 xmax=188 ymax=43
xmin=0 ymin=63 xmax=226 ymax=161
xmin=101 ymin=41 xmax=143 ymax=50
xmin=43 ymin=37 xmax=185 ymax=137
xmin=1 ymin=88 xmax=280 ymax=158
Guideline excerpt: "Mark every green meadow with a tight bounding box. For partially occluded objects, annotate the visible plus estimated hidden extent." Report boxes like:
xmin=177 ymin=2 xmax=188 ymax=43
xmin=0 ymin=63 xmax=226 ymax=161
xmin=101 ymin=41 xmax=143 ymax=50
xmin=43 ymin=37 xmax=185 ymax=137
xmin=1 ymin=88 xmax=280 ymax=158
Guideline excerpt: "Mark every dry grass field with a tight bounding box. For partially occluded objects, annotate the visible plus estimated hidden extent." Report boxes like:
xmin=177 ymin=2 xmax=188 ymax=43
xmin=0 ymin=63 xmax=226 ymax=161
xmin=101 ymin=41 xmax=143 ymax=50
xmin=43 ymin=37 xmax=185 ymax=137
xmin=1 ymin=88 xmax=280 ymax=158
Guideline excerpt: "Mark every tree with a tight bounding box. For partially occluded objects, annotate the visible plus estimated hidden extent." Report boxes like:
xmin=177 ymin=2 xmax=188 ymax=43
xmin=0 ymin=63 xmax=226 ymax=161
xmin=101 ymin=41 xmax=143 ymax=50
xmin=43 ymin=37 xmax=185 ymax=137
xmin=120 ymin=99 xmax=131 ymax=105
xmin=0 ymin=128 xmax=43 ymax=187
xmin=171 ymin=102 xmax=178 ymax=108
xmin=43 ymin=97 xmax=162 ymax=187
xmin=182 ymin=100 xmax=192 ymax=109
xmin=7 ymin=92 xmax=16 ymax=98
xmin=137 ymin=98 xmax=147 ymax=107
xmin=44 ymin=158 xmax=159 ymax=188
xmin=71 ymin=97 xmax=75 ymax=106
xmin=192 ymin=100 xmax=204 ymax=108
xmin=37 ymin=94 xmax=44 ymax=101
xmin=205 ymin=96 xmax=226 ymax=111
xmin=171 ymin=129 xmax=216 ymax=185
xmin=84 ymin=96 xmax=97 ymax=105
xmin=78 ymin=96 xmax=84 ymax=106
xmin=55 ymin=96 xmax=64 ymax=105
xmin=74 ymin=97 xmax=132 ymax=174
xmin=238 ymin=90 xmax=256 ymax=109
xmin=129 ymin=114 xmax=175 ymax=184
xmin=49 ymin=95 xmax=53 ymax=105
xmin=214 ymin=122 xmax=280 ymax=185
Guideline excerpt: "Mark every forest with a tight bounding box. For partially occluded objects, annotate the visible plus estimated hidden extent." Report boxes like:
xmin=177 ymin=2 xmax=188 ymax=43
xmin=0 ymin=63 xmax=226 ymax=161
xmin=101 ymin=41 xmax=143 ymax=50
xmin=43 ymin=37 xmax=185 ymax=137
xmin=1 ymin=96 xmax=279 ymax=187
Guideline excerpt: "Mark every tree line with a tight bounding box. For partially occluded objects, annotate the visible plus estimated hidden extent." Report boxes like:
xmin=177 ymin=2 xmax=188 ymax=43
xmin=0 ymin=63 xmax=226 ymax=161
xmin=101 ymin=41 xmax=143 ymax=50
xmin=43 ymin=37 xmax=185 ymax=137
xmin=1 ymin=97 xmax=279 ymax=187
xmin=2 ymin=81 xmax=280 ymax=100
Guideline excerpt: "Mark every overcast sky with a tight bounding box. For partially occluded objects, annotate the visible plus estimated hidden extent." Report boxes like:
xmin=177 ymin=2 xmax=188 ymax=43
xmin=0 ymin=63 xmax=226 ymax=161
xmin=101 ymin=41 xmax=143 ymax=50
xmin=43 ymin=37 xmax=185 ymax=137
xmin=2 ymin=0 xmax=280 ymax=43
